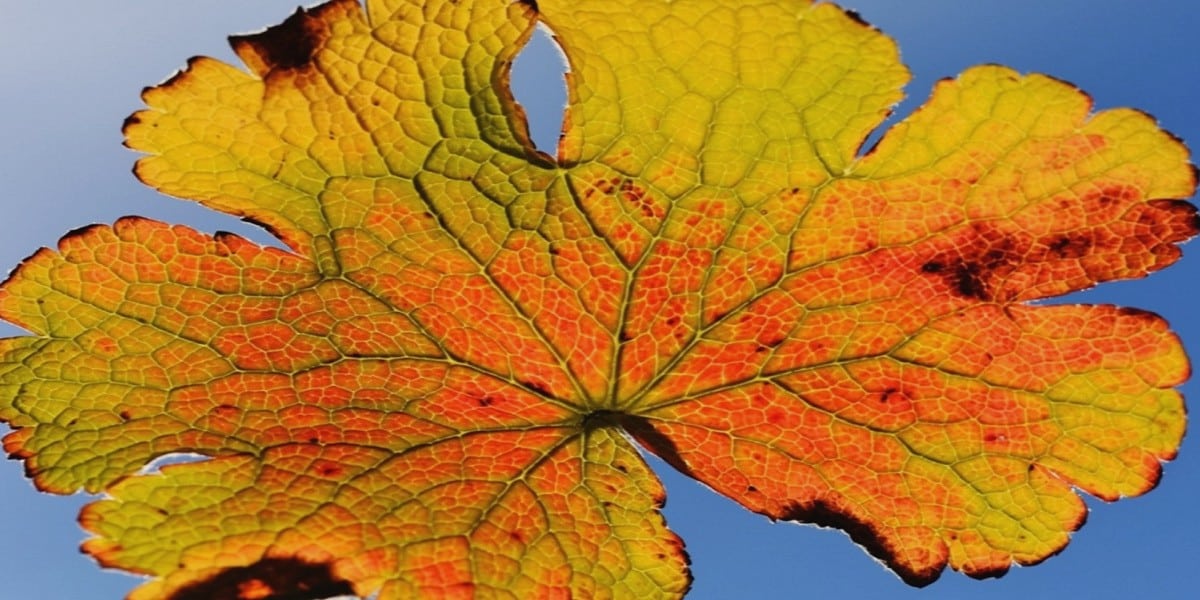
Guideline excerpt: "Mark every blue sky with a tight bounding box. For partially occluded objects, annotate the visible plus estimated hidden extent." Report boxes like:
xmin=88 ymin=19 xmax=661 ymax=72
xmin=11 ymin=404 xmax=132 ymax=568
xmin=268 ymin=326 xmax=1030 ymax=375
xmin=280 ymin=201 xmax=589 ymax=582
xmin=1 ymin=2 xmax=1197 ymax=598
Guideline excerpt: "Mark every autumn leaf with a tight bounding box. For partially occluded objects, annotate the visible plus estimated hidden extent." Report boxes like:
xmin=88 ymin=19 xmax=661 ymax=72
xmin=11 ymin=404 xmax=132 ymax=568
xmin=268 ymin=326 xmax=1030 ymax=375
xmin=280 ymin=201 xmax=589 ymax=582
xmin=1 ymin=0 xmax=1196 ymax=598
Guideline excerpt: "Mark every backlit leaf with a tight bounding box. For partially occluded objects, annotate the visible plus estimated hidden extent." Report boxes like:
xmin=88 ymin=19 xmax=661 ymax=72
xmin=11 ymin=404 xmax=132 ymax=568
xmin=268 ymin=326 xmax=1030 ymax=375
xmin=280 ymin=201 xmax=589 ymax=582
xmin=1 ymin=1 xmax=1195 ymax=598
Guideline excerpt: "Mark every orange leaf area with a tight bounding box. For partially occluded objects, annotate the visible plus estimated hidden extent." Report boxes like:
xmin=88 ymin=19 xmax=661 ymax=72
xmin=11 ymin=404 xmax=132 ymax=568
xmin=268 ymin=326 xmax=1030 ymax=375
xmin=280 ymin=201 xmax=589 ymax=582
xmin=0 ymin=0 xmax=1196 ymax=598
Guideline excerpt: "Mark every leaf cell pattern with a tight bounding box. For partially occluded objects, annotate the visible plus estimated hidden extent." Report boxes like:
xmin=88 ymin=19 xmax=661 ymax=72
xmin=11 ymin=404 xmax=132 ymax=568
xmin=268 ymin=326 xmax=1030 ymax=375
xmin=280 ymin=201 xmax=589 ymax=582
xmin=0 ymin=1 xmax=1195 ymax=598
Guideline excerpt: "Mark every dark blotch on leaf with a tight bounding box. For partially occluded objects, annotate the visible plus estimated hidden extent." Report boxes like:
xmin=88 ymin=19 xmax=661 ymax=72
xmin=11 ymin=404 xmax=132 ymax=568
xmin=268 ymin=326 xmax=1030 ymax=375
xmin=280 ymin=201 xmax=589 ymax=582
xmin=779 ymin=499 xmax=946 ymax=587
xmin=521 ymin=379 xmax=550 ymax=396
xmin=167 ymin=557 xmax=354 ymax=600
xmin=1047 ymin=234 xmax=1092 ymax=259
xmin=951 ymin=262 xmax=988 ymax=299
xmin=228 ymin=1 xmax=347 ymax=74
xmin=582 ymin=409 xmax=624 ymax=432
xmin=921 ymin=225 xmax=1024 ymax=301
xmin=879 ymin=387 xmax=898 ymax=404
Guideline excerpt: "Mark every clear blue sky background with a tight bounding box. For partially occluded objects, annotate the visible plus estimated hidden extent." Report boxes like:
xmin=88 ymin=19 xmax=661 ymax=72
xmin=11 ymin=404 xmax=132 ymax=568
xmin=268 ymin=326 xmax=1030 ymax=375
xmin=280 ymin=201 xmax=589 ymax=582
xmin=1 ymin=2 xmax=1197 ymax=598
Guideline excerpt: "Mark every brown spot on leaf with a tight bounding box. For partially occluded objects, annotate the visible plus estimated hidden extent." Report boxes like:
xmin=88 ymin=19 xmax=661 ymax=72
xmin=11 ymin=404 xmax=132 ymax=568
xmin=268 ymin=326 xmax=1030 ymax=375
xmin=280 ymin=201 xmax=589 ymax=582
xmin=230 ymin=17 xmax=318 ymax=73
xmin=1144 ymin=199 xmax=1200 ymax=240
xmin=168 ymin=557 xmax=354 ymax=600
xmin=920 ymin=183 xmax=1200 ymax=303
xmin=521 ymin=379 xmax=550 ymax=396
xmin=618 ymin=179 xmax=661 ymax=219
xmin=315 ymin=462 xmax=342 ymax=478
xmin=1046 ymin=234 xmax=1092 ymax=259
xmin=228 ymin=0 xmax=355 ymax=76
xmin=879 ymin=387 xmax=899 ymax=404
xmin=595 ymin=178 xmax=617 ymax=195
xmin=951 ymin=262 xmax=988 ymax=299
xmin=921 ymin=224 xmax=1025 ymax=301
xmin=582 ymin=409 xmax=623 ymax=432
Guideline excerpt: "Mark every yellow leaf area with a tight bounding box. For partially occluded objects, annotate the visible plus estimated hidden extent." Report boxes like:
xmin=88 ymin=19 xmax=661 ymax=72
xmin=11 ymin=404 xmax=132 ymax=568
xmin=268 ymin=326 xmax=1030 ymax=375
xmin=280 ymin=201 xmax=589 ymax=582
xmin=0 ymin=0 xmax=1196 ymax=598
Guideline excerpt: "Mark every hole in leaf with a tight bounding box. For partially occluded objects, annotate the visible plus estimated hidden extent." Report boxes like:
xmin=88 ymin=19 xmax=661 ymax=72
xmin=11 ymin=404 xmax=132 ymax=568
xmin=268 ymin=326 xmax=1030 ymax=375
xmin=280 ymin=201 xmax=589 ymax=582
xmin=511 ymin=23 xmax=568 ymax=154
xmin=136 ymin=452 xmax=208 ymax=476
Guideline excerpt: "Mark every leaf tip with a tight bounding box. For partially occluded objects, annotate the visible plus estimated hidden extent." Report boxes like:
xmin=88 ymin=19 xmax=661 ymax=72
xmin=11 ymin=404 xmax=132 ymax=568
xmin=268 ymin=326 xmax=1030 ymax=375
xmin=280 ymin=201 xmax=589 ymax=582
xmin=229 ymin=13 xmax=320 ymax=75
xmin=120 ymin=113 xmax=142 ymax=132
xmin=58 ymin=222 xmax=110 ymax=250
xmin=228 ymin=0 xmax=359 ymax=76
